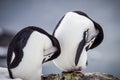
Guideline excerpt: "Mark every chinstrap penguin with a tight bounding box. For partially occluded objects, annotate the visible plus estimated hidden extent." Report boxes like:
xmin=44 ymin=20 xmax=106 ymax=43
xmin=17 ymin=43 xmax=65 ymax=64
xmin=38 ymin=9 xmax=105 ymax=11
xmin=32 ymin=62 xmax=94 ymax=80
xmin=7 ymin=26 xmax=61 ymax=80
xmin=53 ymin=11 xmax=104 ymax=72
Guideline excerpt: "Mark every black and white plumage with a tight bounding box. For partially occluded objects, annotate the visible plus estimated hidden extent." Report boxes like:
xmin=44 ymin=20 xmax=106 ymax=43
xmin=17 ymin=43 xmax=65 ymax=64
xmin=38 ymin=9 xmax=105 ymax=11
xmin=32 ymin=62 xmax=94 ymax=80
xmin=7 ymin=26 xmax=61 ymax=80
xmin=53 ymin=11 xmax=104 ymax=72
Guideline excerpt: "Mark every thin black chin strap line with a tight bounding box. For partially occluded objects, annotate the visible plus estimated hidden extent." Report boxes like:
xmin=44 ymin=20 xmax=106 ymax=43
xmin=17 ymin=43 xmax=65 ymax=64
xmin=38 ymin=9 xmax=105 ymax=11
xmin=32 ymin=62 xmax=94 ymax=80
xmin=75 ymin=30 xmax=87 ymax=66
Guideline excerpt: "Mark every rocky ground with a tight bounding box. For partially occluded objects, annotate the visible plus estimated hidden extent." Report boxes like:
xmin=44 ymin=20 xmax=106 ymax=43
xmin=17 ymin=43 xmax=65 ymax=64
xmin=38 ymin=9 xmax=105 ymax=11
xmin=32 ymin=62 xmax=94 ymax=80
xmin=42 ymin=72 xmax=120 ymax=80
xmin=0 ymin=67 xmax=119 ymax=80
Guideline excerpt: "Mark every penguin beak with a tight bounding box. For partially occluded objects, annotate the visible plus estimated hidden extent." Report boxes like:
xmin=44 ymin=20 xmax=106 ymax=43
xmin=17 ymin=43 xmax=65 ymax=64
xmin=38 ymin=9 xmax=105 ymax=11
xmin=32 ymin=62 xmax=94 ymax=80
xmin=75 ymin=31 xmax=87 ymax=66
xmin=42 ymin=47 xmax=57 ymax=63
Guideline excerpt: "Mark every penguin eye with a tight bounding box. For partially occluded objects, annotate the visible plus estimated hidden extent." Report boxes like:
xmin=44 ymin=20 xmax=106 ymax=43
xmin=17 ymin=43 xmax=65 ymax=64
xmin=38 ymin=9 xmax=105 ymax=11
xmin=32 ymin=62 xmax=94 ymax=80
xmin=90 ymin=40 xmax=94 ymax=44
xmin=49 ymin=53 xmax=54 ymax=58
xmin=91 ymin=37 xmax=96 ymax=43
xmin=86 ymin=37 xmax=96 ymax=51
xmin=88 ymin=37 xmax=96 ymax=48
xmin=43 ymin=52 xmax=54 ymax=63
xmin=43 ymin=56 xmax=50 ymax=63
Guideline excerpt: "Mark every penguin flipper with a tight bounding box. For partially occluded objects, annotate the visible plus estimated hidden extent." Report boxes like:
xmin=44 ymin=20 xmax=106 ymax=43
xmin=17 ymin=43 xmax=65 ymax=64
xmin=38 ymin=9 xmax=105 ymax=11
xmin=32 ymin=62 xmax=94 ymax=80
xmin=75 ymin=31 xmax=88 ymax=66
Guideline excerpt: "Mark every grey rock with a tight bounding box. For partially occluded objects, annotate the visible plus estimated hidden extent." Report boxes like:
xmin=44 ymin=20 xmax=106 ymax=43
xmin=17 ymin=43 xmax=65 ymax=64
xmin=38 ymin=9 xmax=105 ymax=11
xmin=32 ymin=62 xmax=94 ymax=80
xmin=42 ymin=72 xmax=120 ymax=80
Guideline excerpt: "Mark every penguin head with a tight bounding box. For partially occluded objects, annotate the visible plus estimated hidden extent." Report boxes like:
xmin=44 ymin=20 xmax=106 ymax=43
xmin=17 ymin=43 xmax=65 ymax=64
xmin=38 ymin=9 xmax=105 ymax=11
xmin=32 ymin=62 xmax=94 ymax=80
xmin=73 ymin=11 xmax=104 ymax=68
xmin=42 ymin=36 xmax=61 ymax=63
xmin=73 ymin=11 xmax=104 ymax=50
xmin=88 ymin=22 xmax=104 ymax=49
xmin=25 ymin=26 xmax=61 ymax=63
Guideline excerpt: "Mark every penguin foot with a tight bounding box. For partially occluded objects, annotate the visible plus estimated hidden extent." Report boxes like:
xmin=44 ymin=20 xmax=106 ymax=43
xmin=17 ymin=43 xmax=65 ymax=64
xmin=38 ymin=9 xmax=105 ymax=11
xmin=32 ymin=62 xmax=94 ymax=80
xmin=62 ymin=67 xmax=83 ymax=74
xmin=74 ymin=66 xmax=82 ymax=72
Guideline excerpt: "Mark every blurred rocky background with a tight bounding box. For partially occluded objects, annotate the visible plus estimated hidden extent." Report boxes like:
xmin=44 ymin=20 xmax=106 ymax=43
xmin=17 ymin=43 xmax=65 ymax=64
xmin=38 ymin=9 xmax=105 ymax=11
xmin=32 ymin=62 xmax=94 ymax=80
xmin=0 ymin=0 xmax=120 ymax=79
xmin=0 ymin=29 xmax=13 ymax=67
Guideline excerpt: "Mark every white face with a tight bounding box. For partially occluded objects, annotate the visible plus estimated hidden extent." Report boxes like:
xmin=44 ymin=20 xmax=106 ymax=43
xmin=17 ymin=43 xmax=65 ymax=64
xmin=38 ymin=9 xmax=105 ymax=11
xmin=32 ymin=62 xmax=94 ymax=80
xmin=43 ymin=47 xmax=57 ymax=63
xmin=53 ymin=12 xmax=97 ymax=71
xmin=86 ymin=37 xmax=96 ymax=50
xmin=43 ymin=53 xmax=54 ymax=63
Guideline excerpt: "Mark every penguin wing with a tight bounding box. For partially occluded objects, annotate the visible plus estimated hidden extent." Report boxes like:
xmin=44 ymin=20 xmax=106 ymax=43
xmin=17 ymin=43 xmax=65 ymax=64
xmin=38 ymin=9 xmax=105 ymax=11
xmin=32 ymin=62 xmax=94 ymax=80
xmin=7 ymin=27 xmax=33 ymax=69
xmin=75 ymin=31 xmax=88 ymax=66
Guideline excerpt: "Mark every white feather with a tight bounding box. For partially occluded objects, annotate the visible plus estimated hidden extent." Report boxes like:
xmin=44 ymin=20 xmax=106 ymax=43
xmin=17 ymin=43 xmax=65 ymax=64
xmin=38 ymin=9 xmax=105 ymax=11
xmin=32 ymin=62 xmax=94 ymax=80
xmin=11 ymin=31 xmax=53 ymax=80
xmin=54 ymin=12 xmax=97 ymax=71
xmin=44 ymin=47 xmax=57 ymax=56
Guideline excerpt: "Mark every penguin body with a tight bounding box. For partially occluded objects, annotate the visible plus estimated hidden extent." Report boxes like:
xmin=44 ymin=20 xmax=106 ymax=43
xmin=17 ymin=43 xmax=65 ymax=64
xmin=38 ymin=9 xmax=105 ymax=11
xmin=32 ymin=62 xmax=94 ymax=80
xmin=53 ymin=11 xmax=104 ymax=72
xmin=7 ymin=26 xmax=60 ymax=80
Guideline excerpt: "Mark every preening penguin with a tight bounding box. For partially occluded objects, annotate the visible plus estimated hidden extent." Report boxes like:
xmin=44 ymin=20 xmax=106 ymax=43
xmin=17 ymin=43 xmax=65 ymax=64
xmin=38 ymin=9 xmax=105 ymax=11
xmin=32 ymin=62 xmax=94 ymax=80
xmin=53 ymin=11 xmax=104 ymax=72
xmin=7 ymin=26 xmax=61 ymax=80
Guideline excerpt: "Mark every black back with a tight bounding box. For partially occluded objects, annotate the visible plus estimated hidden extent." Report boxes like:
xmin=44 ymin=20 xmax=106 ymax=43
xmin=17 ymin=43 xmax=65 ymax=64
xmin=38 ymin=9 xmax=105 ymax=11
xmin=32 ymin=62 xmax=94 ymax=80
xmin=7 ymin=26 xmax=61 ymax=78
